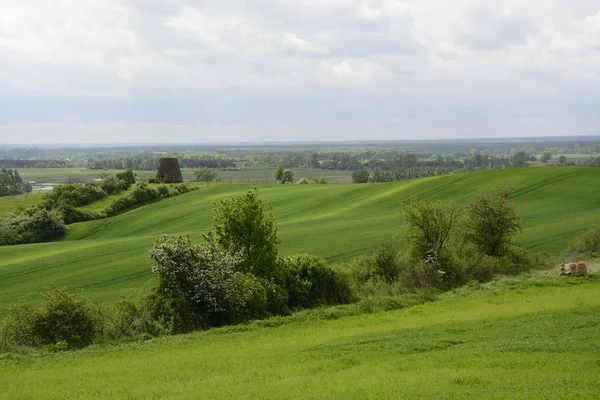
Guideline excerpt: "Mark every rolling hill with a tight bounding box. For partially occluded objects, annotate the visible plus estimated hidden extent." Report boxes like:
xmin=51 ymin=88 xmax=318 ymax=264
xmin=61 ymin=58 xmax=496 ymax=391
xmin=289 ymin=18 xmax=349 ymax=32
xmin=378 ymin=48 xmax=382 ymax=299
xmin=1 ymin=167 xmax=599 ymax=316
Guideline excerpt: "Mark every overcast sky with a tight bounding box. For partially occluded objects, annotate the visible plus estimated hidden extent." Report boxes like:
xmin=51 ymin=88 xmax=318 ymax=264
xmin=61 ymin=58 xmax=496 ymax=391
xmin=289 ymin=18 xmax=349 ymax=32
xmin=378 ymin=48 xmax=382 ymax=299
xmin=1 ymin=0 xmax=599 ymax=144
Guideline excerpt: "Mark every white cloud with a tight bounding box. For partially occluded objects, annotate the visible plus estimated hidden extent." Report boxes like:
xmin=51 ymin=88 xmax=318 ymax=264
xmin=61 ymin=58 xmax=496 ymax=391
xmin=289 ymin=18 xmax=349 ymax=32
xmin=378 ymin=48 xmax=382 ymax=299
xmin=0 ymin=0 xmax=599 ymax=143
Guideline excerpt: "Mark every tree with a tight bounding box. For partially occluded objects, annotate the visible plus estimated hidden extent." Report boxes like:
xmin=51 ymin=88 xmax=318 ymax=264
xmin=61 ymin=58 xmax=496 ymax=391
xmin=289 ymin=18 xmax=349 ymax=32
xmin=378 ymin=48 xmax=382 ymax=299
xmin=275 ymin=166 xmax=284 ymax=182
xmin=276 ymin=167 xmax=294 ymax=184
xmin=558 ymin=155 xmax=567 ymax=165
xmin=310 ymin=153 xmax=320 ymax=169
xmin=116 ymin=169 xmax=136 ymax=189
xmin=0 ymin=168 xmax=30 ymax=196
xmin=281 ymin=169 xmax=294 ymax=184
xmin=464 ymin=186 xmax=523 ymax=257
xmin=540 ymin=152 xmax=552 ymax=163
xmin=194 ymin=169 xmax=218 ymax=182
xmin=213 ymin=189 xmax=280 ymax=278
xmin=351 ymin=169 xmax=370 ymax=183
xmin=400 ymin=199 xmax=462 ymax=260
xmin=511 ymin=151 xmax=530 ymax=167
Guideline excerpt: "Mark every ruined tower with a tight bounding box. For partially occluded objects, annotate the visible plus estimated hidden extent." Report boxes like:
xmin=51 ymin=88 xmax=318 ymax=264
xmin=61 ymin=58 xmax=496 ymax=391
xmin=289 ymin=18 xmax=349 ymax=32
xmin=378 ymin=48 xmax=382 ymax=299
xmin=156 ymin=157 xmax=183 ymax=183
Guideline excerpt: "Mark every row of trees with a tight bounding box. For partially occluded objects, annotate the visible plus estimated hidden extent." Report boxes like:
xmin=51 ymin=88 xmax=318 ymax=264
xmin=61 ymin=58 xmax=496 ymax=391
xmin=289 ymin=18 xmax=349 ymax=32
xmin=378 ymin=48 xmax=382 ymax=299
xmin=0 ymin=169 xmax=32 ymax=196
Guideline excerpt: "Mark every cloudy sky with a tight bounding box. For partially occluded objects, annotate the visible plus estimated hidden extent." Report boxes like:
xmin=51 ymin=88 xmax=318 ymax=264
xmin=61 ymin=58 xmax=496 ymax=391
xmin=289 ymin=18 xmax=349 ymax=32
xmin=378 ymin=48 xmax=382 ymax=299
xmin=1 ymin=0 xmax=599 ymax=144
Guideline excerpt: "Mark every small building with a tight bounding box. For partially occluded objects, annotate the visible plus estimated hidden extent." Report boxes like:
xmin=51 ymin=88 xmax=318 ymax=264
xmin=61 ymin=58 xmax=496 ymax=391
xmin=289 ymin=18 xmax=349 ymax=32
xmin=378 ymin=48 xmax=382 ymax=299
xmin=156 ymin=157 xmax=183 ymax=183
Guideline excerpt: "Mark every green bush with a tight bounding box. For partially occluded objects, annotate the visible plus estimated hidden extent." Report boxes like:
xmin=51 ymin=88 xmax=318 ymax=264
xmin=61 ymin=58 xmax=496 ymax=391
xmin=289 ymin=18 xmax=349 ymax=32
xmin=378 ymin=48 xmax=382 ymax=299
xmin=568 ymin=227 xmax=600 ymax=256
xmin=0 ymin=209 xmax=67 ymax=246
xmin=282 ymin=254 xmax=354 ymax=309
xmin=259 ymin=279 xmax=290 ymax=315
xmin=355 ymin=246 xmax=402 ymax=284
xmin=233 ymin=274 xmax=268 ymax=321
xmin=400 ymin=199 xmax=462 ymax=260
xmin=106 ymin=295 xmax=167 ymax=340
xmin=463 ymin=186 xmax=523 ymax=257
xmin=3 ymin=287 xmax=104 ymax=349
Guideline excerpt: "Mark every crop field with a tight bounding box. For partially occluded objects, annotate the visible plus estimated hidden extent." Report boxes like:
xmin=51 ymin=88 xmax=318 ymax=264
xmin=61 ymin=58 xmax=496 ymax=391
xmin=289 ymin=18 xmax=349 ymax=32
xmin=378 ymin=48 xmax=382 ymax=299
xmin=1 ymin=167 xmax=600 ymax=318
xmin=1 ymin=275 xmax=599 ymax=399
xmin=16 ymin=167 xmax=353 ymax=184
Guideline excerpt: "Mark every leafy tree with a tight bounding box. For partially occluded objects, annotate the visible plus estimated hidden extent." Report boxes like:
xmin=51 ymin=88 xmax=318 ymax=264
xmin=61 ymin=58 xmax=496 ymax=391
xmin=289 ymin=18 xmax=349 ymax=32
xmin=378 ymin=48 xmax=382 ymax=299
xmin=194 ymin=168 xmax=218 ymax=182
xmin=511 ymin=151 xmax=530 ymax=167
xmin=558 ymin=155 xmax=567 ymax=165
xmin=116 ymin=169 xmax=136 ymax=189
xmin=464 ymin=186 xmax=523 ymax=257
xmin=310 ymin=153 xmax=320 ymax=169
xmin=282 ymin=169 xmax=294 ymax=183
xmin=540 ymin=152 xmax=552 ymax=163
xmin=213 ymin=189 xmax=280 ymax=279
xmin=275 ymin=166 xmax=284 ymax=182
xmin=0 ymin=168 xmax=30 ymax=196
xmin=351 ymin=169 xmax=370 ymax=183
xmin=275 ymin=167 xmax=294 ymax=184
xmin=400 ymin=199 xmax=463 ymax=260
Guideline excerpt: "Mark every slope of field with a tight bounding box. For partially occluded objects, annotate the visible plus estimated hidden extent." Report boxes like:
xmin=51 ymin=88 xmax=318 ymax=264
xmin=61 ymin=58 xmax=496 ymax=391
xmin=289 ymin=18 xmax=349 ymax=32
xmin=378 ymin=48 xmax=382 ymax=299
xmin=0 ymin=192 xmax=43 ymax=215
xmin=1 ymin=167 xmax=600 ymax=315
xmin=1 ymin=276 xmax=599 ymax=399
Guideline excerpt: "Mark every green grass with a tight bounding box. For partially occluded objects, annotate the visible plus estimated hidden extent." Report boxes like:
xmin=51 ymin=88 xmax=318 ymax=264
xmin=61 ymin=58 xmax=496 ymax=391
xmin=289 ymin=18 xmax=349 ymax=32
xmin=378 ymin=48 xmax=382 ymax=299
xmin=17 ymin=167 xmax=352 ymax=184
xmin=1 ymin=167 xmax=600 ymax=317
xmin=1 ymin=275 xmax=599 ymax=399
xmin=0 ymin=192 xmax=44 ymax=215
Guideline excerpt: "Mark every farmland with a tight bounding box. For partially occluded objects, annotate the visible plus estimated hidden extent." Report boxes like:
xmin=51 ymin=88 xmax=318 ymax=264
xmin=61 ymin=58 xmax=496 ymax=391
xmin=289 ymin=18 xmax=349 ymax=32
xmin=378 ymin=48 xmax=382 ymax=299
xmin=1 ymin=275 xmax=598 ymax=399
xmin=15 ymin=167 xmax=353 ymax=185
xmin=1 ymin=167 xmax=600 ymax=317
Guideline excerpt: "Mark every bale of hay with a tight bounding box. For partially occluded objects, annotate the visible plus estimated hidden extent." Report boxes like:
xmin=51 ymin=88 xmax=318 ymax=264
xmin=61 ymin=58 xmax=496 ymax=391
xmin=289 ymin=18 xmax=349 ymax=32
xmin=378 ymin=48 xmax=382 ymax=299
xmin=156 ymin=158 xmax=183 ymax=183
xmin=576 ymin=261 xmax=588 ymax=277
xmin=558 ymin=264 xmax=568 ymax=276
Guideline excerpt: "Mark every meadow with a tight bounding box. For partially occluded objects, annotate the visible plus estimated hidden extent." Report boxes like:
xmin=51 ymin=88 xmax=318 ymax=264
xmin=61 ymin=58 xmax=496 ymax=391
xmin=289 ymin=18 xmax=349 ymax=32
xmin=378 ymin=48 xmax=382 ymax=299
xmin=1 ymin=167 xmax=599 ymax=318
xmin=1 ymin=275 xmax=598 ymax=399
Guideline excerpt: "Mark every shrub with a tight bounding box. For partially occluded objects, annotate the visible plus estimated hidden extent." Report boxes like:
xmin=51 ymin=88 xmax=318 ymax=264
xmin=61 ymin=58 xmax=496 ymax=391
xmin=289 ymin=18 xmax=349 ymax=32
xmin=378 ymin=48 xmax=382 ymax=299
xmin=106 ymin=295 xmax=167 ymax=340
xmin=351 ymin=169 xmax=370 ymax=183
xmin=568 ymin=227 xmax=600 ymax=256
xmin=400 ymin=199 xmax=463 ymax=260
xmin=157 ymin=185 xmax=171 ymax=198
xmin=282 ymin=254 xmax=354 ymax=309
xmin=115 ymin=169 xmax=136 ymax=189
xmin=233 ymin=274 xmax=268 ymax=321
xmin=0 ymin=209 xmax=67 ymax=246
xmin=463 ymin=186 xmax=523 ymax=257
xmin=259 ymin=279 xmax=290 ymax=315
xmin=3 ymin=287 xmax=104 ymax=349
xmin=149 ymin=233 xmax=252 ymax=330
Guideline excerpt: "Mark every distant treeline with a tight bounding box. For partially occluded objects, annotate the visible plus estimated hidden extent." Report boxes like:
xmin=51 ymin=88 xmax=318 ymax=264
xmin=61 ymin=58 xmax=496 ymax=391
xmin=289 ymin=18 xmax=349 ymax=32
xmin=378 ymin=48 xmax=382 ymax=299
xmin=4 ymin=140 xmax=600 ymax=173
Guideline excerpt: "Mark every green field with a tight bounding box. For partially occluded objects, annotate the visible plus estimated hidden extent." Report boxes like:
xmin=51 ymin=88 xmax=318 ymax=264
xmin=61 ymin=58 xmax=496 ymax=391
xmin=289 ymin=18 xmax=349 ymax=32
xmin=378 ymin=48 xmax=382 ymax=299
xmin=16 ymin=168 xmax=352 ymax=184
xmin=1 ymin=167 xmax=600 ymax=318
xmin=1 ymin=275 xmax=599 ymax=399
xmin=0 ymin=192 xmax=44 ymax=215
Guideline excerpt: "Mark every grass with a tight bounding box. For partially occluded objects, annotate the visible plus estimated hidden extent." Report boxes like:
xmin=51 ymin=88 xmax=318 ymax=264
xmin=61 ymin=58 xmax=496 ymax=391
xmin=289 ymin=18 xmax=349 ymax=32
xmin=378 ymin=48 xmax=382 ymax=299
xmin=0 ymin=192 xmax=43 ymax=215
xmin=1 ymin=274 xmax=599 ymax=399
xmin=16 ymin=167 xmax=352 ymax=184
xmin=1 ymin=167 xmax=600 ymax=316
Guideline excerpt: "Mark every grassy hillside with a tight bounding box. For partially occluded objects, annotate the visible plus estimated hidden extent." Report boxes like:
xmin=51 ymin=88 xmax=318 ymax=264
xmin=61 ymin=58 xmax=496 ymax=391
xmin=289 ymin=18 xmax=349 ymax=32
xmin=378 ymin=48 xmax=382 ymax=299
xmin=0 ymin=192 xmax=43 ymax=215
xmin=1 ymin=275 xmax=599 ymax=399
xmin=1 ymin=167 xmax=600 ymax=316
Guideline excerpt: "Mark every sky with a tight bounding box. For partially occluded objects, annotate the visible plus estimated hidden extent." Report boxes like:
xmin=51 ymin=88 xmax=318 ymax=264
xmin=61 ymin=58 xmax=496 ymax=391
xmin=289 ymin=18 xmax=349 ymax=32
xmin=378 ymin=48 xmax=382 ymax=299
xmin=0 ymin=0 xmax=599 ymax=144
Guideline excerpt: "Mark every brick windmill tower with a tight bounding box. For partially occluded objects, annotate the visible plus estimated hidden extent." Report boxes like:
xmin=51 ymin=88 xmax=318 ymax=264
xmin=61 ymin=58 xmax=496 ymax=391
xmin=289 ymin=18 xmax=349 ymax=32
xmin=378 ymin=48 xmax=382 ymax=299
xmin=156 ymin=157 xmax=183 ymax=183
